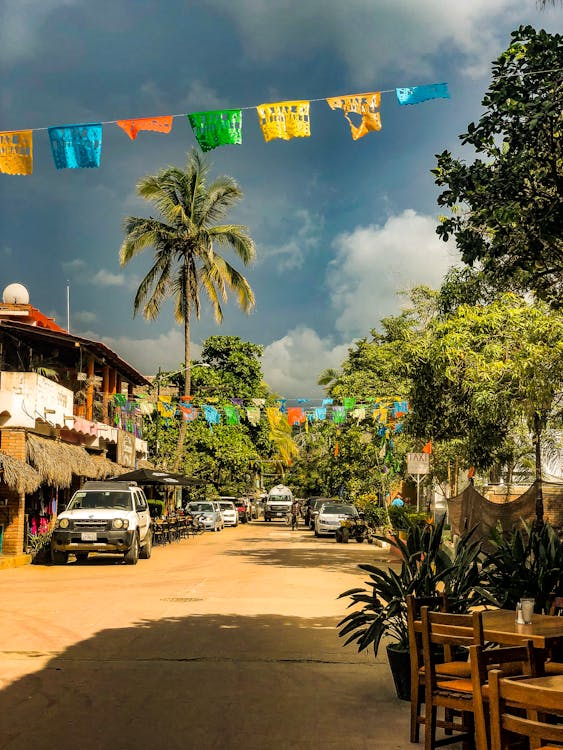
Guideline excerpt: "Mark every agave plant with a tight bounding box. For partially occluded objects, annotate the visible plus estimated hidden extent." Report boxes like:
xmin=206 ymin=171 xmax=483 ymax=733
xmin=477 ymin=519 xmax=563 ymax=614
xmin=338 ymin=516 xmax=484 ymax=656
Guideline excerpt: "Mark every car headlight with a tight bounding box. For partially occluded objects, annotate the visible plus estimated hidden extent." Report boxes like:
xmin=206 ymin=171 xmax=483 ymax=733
xmin=112 ymin=518 xmax=129 ymax=530
xmin=57 ymin=518 xmax=70 ymax=529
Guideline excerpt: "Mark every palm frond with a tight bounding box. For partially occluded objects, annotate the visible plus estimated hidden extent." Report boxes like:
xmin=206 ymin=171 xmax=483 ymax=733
xmin=208 ymin=225 xmax=256 ymax=265
xmin=198 ymin=177 xmax=243 ymax=226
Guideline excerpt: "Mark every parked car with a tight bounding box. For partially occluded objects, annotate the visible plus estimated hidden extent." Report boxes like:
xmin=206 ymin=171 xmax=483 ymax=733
xmin=314 ymin=503 xmax=359 ymax=537
xmin=186 ymin=501 xmax=224 ymax=532
xmin=51 ymin=480 xmax=152 ymax=565
xmin=235 ymin=497 xmax=252 ymax=523
xmin=308 ymin=497 xmax=335 ymax=530
xmin=216 ymin=499 xmax=238 ymax=527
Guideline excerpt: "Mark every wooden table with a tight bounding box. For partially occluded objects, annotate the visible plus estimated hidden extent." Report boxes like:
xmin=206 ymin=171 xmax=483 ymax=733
xmin=511 ymin=674 xmax=563 ymax=691
xmin=482 ymin=609 xmax=563 ymax=651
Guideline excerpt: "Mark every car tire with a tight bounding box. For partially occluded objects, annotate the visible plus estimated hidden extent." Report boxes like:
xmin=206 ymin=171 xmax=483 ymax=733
xmin=124 ymin=534 xmax=139 ymax=565
xmin=140 ymin=530 xmax=152 ymax=559
xmin=341 ymin=528 xmax=350 ymax=544
xmin=51 ymin=549 xmax=68 ymax=565
xmin=75 ymin=552 xmax=89 ymax=562
xmin=335 ymin=529 xmax=343 ymax=543
xmin=356 ymin=537 xmax=365 ymax=544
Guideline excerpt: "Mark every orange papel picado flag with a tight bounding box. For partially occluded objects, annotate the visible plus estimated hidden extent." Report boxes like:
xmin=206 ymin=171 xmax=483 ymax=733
xmin=326 ymin=92 xmax=381 ymax=140
xmin=256 ymin=100 xmax=310 ymax=142
xmin=116 ymin=116 xmax=173 ymax=140
xmin=0 ymin=130 xmax=33 ymax=175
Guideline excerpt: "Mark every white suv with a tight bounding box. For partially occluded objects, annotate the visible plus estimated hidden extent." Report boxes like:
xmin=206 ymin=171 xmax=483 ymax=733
xmin=51 ymin=481 xmax=152 ymax=565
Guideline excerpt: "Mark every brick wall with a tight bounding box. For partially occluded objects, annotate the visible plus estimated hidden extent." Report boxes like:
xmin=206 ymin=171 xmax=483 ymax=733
xmin=0 ymin=485 xmax=25 ymax=555
xmin=0 ymin=429 xmax=27 ymax=461
xmin=0 ymin=430 xmax=27 ymax=554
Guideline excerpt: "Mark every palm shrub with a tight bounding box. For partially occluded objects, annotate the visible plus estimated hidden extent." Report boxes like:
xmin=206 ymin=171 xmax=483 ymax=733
xmin=477 ymin=520 xmax=563 ymax=614
xmin=338 ymin=516 xmax=484 ymax=655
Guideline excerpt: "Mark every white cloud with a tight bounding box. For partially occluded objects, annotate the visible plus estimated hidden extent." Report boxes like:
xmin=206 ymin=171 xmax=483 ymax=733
xmin=328 ymin=209 xmax=458 ymax=338
xmin=261 ymin=209 xmax=323 ymax=272
xmin=262 ymin=326 xmax=350 ymax=397
xmin=203 ymin=0 xmax=537 ymax=82
xmin=92 ymin=269 xmax=126 ymax=287
xmin=79 ymin=327 xmax=202 ymax=376
xmin=72 ymin=310 xmax=97 ymax=325
xmin=62 ymin=258 xmax=87 ymax=276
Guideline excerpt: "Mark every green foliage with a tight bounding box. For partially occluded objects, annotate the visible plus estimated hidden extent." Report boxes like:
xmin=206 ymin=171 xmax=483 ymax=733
xmin=148 ymin=499 xmax=165 ymax=518
xmin=338 ymin=517 xmax=484 ymax=655
xmin=478 ymin=520 xmax=563 ymax=614
xmin=355 ymin=494 xmax=389 ymax=529
xmin=388 ymin=506 xmax=429 ymax=531
xmin=433 ymin=26 xmax=563 ymax=305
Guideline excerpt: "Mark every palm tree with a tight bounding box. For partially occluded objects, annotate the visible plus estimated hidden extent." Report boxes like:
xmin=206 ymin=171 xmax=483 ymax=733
xmin=317 ymin=367 xmax=341 ymax=392
xmin=120 ymin=148 xmax=256 ymax=465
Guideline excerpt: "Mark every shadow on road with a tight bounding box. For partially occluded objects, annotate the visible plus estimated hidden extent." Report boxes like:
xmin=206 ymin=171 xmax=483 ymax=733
xmin=0 ymin=613 xmax=404 ymax=750
xmin=222 ymin=545 xmax=390 ymax=574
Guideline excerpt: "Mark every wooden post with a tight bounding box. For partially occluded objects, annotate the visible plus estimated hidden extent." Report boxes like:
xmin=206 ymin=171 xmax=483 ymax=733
xmin=102 ymin=365 xmax=109 ymax=422
xmin=85 ymin=356 xmax=95 ymax=421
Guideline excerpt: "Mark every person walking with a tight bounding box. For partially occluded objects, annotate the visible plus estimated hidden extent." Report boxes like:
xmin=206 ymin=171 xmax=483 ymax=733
xmin=292 ymin=499 xmax=301 ymax=530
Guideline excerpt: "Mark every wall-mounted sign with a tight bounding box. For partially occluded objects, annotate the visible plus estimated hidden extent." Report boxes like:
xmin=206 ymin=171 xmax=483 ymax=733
xmin=117 ymin=430 xmax=136 ymax=468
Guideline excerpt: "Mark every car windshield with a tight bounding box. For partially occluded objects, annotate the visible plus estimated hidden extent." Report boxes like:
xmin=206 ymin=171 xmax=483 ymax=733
xmin=321 ymin=504 xmax=357 ymax=515
xmin=269 ymin=495 xmax=291 ymax=502
xmin=312 ymin=499 xmax=330 ymax=510
xmin=219 ymin=502 xmax=235 ymax=510
xmin=68 ymin=491 xmax=133 ymax=511
xmin=188 ymin=502 xmax=214 ymax=512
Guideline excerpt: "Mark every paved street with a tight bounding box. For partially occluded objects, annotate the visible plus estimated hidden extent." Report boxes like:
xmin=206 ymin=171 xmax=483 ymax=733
xmin=0 ymin=521 xmax=413 ymax=749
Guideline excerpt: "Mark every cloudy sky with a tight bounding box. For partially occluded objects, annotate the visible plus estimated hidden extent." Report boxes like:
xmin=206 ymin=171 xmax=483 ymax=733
xmin=0 ymin=1 xmax=559 ymax=396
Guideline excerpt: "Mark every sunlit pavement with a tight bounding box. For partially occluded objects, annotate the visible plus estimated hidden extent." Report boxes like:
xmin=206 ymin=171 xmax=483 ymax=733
xmin=0 ymin=521 xmax=459 ymax=749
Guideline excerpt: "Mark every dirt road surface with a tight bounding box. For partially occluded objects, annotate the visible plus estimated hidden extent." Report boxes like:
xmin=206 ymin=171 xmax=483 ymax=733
xmin=0 ymin=521 xmax=415 ymax=749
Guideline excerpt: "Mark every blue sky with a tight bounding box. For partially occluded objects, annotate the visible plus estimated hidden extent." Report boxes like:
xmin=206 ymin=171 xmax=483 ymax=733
xmin=0 ymin=1 xmax=559 ymax=396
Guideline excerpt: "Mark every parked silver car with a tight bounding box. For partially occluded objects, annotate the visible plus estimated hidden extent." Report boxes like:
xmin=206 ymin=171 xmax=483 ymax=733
xmin=186 ymin=501 xmax=224 ymax=532
xmin=314 ymin=503 xmax=359 ymax=537
xmin=216 ymin=499 xmax=238 ymax=527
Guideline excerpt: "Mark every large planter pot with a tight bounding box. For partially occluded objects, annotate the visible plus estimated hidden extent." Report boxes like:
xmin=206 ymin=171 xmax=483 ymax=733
xmin=386 ymin=643 xmax=411 ymax=701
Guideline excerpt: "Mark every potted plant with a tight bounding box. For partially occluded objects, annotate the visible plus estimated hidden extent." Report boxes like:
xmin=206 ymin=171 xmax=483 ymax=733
xmin=337 ymin=516 xmax=484 ymax=699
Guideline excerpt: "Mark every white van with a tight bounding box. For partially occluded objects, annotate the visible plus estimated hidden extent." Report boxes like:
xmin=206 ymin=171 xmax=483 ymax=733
xmin=264 ymin=484 xmax=294 ymax=522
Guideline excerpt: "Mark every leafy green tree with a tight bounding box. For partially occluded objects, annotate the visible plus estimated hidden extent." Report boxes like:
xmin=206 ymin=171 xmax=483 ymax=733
xmin=120 ymin=149 xmax=256 ymax=465
xmin=408 ymin=294 xmax=563 ymax=521
xmin=434 ymin=26 xmax=563 ymax=304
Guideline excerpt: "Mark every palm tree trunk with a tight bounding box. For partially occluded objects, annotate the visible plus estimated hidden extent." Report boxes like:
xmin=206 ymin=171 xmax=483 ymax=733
xmin=172 ymin=266 xmax=191 ymax=471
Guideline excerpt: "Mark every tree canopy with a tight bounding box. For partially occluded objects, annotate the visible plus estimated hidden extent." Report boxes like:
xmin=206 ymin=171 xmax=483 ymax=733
xmin=433 ymin=26 xmax=562 ymax=304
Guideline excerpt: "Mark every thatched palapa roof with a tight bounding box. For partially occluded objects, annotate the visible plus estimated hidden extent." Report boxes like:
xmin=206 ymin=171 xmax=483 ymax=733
xmin=27 ymin=434 xmax=105 ymax=488
xmin=91 ymin=454 xmax=128 ymax=479
xmin=0 ymin=450 xmax=41 ymax=494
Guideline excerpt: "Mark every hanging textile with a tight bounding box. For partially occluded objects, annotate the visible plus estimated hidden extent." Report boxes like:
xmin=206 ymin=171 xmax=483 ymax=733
xmin=256 ymin=100 xmax=310 ymax=142
xmin=351 ymin=407 xmax=366 ymax=422
xmin=322 ymin=398 xmax=333 ymax=406
xmin=297 ymin=398 xmax=309 ymax=404
xmin=373 ymin=406 xmax=388 ymax=424
xmin=342 ymin=397 xmax=356 ymax=410
xmin=0 ymin=130 xmax=33 ymax=175
xmin=180 ymin=395 xmax=193 ymax=403
xmin=179 ymin=405 xmax=199 ymax=422
xmin=246 ymin=407 xmax=261 ymax=426
xmin=275 ymin=398 xmax=287 ymax=412
xmin=332 ymin=406 xmax=346 ymax=424
xmin=157 ymin=396 xmax=176 ymax=419
xmin=266 ymin=407 xmax=282 ymax=427
xmin=392 ymin=400 xmax=409 ymax=417
xmin=396 ymin=82 xmax=450 ymax=106
xmin=203 ymin=405 xmax=221 ymax=425
xmin=138 ymin=401 xmax=155 ymax=415
xmin=394 ymin=423 xmax=403 ymax=434
xmin=188 ymin=109 xmax=242 ymax=152
xmin=116 ymin=116 xmax=173 ymax=140
xmin=314 ymin=407 xmax=327 ymax=421
xmin=48 ymin=123 xmax=102 ymax=169
xmin=287 ymin=407 xmax=305 ymax=426
xmin=224 ymin=405 xmax=240 ymax=424
xmin=422 ymin=440 xmax=433 ymax=454
xmin=326 ymin=92 xmax=381 ymax=140
xmin=113 ymin=393 xmax=127 ymax=407
xmin=333 ymin=441 xmax=340 ymax=457
xmin=251 ymin=398 xmax=265 ymax=408
xmin=231 ymin=398 xmax=244 ymax=406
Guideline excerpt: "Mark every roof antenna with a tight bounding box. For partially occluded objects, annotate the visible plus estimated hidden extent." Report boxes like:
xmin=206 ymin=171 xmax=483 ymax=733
xmin=66 ymin=281 xmax=70 ymax=333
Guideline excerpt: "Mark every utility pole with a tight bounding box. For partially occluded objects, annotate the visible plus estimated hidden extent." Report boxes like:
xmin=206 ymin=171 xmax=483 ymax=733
xmin=155 ymin=367 xmax=161 ymax=463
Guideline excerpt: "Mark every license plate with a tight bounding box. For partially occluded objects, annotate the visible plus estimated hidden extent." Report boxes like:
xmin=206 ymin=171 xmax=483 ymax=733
xmin=81 ymin=532 xmax=97 ymax=541
xmin=275 ymin=512 xmax=284 ymax=516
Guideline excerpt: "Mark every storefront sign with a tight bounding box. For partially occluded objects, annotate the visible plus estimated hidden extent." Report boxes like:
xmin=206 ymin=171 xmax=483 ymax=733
xmin=0 ymin=372 xmax=73 ymax=429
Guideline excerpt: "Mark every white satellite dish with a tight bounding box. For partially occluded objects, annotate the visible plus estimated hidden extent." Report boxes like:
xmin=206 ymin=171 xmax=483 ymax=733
xmin=3 ymin=283 xmax=30 ymax=305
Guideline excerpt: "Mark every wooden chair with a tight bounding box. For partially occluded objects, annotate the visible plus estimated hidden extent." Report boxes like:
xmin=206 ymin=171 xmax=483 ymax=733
xmin=152 ymin=520 xmax=165 ymax=545
xmin=488 ymin=669 xmax=563 ymax=750
xmin=421 ymin=609 xmax=539 ymax=750
xmin=421 ymin=607 xmax=485 ymax=750
xmin=407 ymin=594 xmax=472 ymax=743
xmin=469 ymin=641 xmax=538 ymax=750
xmin=545 ymin=594 xmax=563 ymax=676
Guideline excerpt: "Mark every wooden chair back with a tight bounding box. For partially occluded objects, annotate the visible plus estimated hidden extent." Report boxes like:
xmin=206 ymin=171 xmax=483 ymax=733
xmin=548 ymin=594 xmax=563 ymax=616
xmin=488 ymin=669 xmax=563 ymax=750
xmin=421 ymin=608 xmax=484 ymax=689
